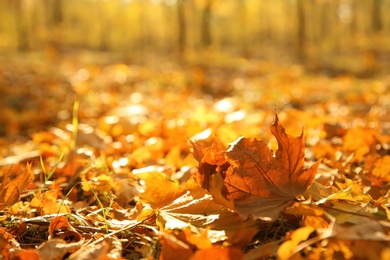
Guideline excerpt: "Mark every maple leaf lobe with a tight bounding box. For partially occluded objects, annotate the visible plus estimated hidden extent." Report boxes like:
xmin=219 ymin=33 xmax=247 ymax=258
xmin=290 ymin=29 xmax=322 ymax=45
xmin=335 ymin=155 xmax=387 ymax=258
xmin=270 ymin=114 xmax=313 ymax=196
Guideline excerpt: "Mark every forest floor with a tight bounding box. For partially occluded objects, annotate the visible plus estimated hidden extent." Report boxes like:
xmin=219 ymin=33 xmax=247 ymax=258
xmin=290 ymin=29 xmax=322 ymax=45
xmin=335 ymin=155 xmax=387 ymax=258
xmin=0 ymin=51 xmax=389 ymax=259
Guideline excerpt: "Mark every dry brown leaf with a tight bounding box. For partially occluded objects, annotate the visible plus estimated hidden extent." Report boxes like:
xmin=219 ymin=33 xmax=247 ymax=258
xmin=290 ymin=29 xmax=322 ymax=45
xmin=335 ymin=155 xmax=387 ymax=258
xmin=288 ymin=217 xmax=390 ymax=259
xmin=1 ymin=227 xmax=20 ymax=259
xmin=315 ymin=220 xmax=390 ymax=259
xmin=326 ymin=240 xmax=389 ymax=260
xmin=69 ymin=237 xmax=123 ymax=260
xmin=36 ymin=238 xmax=84 ymax=260
xmin=49 ymin=216 xmax=82 ymax=243
xmin=331 ymin=219 xmax=390 ymax=241
xmin=159 ymin=181 xmax=239 ymax=228
xmin=193 ymin=115 xmax=320 ymax=221
xmin=158 ymin=178 xmax=258 ymax=243
xmin=0 ymin=162 xmax=34 ymax=210
xmin=227 ymin=220 xmax=261 ymax=248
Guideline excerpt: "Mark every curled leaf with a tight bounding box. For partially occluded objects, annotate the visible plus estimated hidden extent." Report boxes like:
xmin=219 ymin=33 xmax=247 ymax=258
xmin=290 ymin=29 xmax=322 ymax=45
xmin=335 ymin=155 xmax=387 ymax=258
xmin=49 ymin=216 xmax=82 ymax=243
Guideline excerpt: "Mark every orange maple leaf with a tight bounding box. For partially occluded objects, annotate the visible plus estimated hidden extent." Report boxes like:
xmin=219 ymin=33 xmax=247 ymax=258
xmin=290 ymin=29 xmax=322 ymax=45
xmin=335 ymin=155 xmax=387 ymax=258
xmin=192 ymin=115 xmax=320 ymax=221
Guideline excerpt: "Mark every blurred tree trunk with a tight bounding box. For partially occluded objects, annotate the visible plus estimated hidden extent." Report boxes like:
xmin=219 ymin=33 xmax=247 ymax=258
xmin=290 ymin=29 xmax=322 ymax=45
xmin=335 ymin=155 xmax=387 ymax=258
xmin=95 ymin=1 xmax=111 ymax=51
xmin=43 ymin=0 xmax=63 ymax=56
xmin=237 ymin=0 xmax=248 ymax=56
xmin=200 ymin=0 xmax=213 ymax=48
xmin=138 ymin=1 xmax=151 ymax=54
xmin=296 ymin=0 xmax=306 ymax=61
xmin=320 ymin=1 xmax=330 ymax=40
xmin=372 ymin=0 xmax=382 ymax=33
xmin=13 ymin=0 xmax=47 ymax=51
xmin=349 ymin=1 xmax=357 ymax=37
xmin=14 ymin=0 xmax=32 ymax=51
xmin=47 ymin=0 xmax=63 ymax=26
xmin=16 ymin=20 xmax=30 ymax=51
xmin=177 ymin=0 xmax=186 ymax=54
xmin=98 ymin=18 xmax=109 ymax=50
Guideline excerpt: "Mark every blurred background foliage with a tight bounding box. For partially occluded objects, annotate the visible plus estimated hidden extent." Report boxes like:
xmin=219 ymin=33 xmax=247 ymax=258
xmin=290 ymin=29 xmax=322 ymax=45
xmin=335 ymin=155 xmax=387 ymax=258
xmin=1 ymin=0 xmax=390 ymax=75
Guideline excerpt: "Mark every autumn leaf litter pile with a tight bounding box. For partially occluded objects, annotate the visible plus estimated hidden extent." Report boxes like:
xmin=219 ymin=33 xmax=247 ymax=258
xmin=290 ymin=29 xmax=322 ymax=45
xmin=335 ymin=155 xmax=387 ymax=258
xmin=0 ymin=56 xmax=390 ymax=259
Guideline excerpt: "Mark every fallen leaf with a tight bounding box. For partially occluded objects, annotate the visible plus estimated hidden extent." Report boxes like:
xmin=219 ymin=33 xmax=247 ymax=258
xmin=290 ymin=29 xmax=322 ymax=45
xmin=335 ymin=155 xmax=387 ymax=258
xmin=49 ymin=216 xmax=82 ymax=243
xmin=183 ymin=227 xmax=212 ymax=250
xmin=244 ymin=240 xmax=280 ymax=260
xmin=10 ymin=249 xmax=40 ymax=260
xmin=371 ymin=155 xmax=390 ymax=182
xmin=0 ymin=162 xmax=34 ymax=210
xmin=0 ymin=227 xmax=20 ymax=259
xmin=327 ymin=240 xmax=389 ymax=260
xmin=36 ymin=238 xmax=84 ymax=260
xmin=68 ymin=237 xmax=122 ymax=260
xmin=331 ymin=219 xmax=390 ymax=241
xmin=342 ymin=126 xmax=377 ymax=153
xmin=30 ymin=189 xmax=70 ymax=214
xmin=193 ymin=115 xmax=320 ymax=221
xmin=303 ymin=215 xmax=330 ymax=230
xmin=159 ymin=229 xmax=194 ymax=260
xmin=190 ymin=246 xmax=244 ymax=260
xmin=284 ymin=203 xmax=325 ymax=217
xmin=227 ymin=220 xmax=260 ymax=247
xmin=159 ymin=182 xmax=240 ymax=229
xmin=377 ymin=190 xmax=390 ymax=221
xmin=277 ymin=226 xmax=315 ymax=260
xmin=134 ymin=169 xmax=187 ymax=207
xmin=290 ymin=215 xmax=390 ymax=259
xmin=318 ymin=220 xmax=390 ymax=259
xmin=159 ymin=226 xmax=244 ymax=260
xmin=158 ymin=179 xmax=258 ymax=243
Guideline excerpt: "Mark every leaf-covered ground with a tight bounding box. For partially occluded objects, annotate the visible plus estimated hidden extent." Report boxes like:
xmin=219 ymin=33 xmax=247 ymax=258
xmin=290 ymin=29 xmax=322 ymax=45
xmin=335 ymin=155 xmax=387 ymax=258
xmin=0 ymin=52 xmax=390 ymax=259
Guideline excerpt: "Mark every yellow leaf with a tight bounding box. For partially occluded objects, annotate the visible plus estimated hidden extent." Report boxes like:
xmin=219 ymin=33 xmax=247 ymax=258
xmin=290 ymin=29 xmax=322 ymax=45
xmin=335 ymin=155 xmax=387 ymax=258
xmin=372 ymin=155 xmax=390 ymax=182
xmin=284 ymin=203 xmax=325 ymax=217
xmin=136 ymin=171 xmax=186 ymax=207
xmin=30 ymin=190 xmax=70 ymax=214
xmin=277 ymin=226 xmax=315 ymax=260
